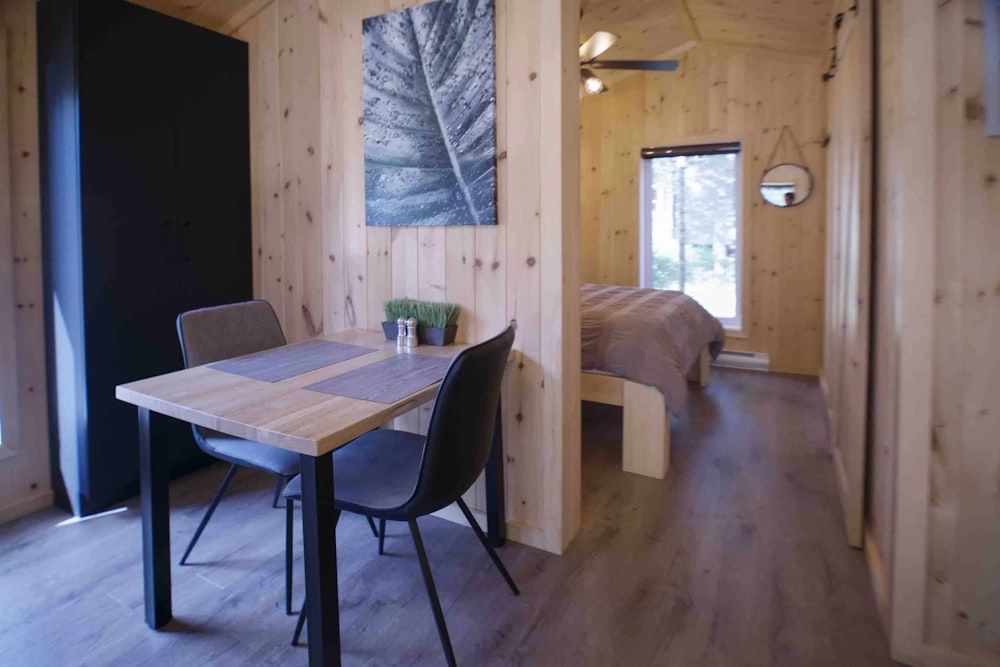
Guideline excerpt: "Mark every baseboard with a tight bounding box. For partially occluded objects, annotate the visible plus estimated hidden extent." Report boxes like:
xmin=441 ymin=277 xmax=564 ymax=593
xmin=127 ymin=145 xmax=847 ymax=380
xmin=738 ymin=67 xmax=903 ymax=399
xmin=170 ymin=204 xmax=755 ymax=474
xmin=0 ymin=489 xmax=54 ymax=525
xmin=820 ymin=373 xmax=831 ymax=407
xmin=819 ymin=374 xmax=836 ymax=440
xmin=864 ymin=525 xmax=891 ymax=631
xmin=431 ymin=502 xmax=485 ymax=530
xmin=504 ymin=520 xmax=550 ymax=552
xmin=430 ymin=503 xmax=554 ymax=553
xmin=830 ymin=445 xmax=862 ymax=547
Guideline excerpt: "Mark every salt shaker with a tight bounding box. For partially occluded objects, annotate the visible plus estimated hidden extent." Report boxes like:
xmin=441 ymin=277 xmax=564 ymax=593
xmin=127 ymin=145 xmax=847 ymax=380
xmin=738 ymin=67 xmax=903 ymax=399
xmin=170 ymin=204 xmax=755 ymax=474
xmin=396 ymin=317 xmax=407 ymax=349
xmin=405 ymin=317 xmax=419 ymax=349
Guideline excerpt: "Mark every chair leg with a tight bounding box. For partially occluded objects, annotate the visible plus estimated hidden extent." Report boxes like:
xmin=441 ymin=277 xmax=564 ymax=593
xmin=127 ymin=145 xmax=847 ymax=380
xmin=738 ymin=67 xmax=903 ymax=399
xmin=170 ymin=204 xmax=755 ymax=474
xmin=292 ymin=598 xmax=307 ymax=646
xmin=272 ymin=476 xmax=285 ymax=509
xmin=378 ymin=519 xmax=386 ymax=555
xmin=456 ymin=498 xmax=519 ymax=596
xmin=179 ymin=463 xmax=238 ymax=566
xmin=409 ymin=519 xmax=457 ymax=667
xmin=365 ymin=515 xmax=379 ymax=539
xmin=285 ymin=499 xmax=294 ymax=615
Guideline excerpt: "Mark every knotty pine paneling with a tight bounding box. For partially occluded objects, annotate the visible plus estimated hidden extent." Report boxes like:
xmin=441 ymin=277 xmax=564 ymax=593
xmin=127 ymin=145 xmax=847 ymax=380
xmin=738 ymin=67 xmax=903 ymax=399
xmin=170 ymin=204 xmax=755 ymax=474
xmin=861 ymin=0 xmax=1000 ymax=662
xmin=924 ymin=0 xmax=1000 ymax=657
xmin=580 ymin=42 xmax=827 ymax=376
xmin=236 ymin=0 xmax=582 ymax=554
xmin=0 ymin=0 xmax=52 ymax=523
xmin=823 ymin=0 xmax=872 ymax=549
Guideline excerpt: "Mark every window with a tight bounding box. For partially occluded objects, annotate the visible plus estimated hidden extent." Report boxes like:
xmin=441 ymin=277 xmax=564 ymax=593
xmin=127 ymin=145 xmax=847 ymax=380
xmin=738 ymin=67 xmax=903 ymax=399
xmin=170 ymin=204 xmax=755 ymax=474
xmin=640 ymin=142 xmax=742 ymax=329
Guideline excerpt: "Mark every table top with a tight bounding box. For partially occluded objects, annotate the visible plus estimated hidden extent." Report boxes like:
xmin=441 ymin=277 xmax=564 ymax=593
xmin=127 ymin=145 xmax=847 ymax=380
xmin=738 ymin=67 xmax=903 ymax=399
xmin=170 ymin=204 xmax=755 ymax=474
xmin=115 ymin=330 xmax=468 ymax=457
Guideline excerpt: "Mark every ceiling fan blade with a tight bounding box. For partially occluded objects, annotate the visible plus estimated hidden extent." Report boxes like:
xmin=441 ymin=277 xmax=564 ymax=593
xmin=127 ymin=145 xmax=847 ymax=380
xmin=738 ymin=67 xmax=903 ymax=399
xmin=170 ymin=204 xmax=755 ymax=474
xmin=589 ymin=59 xmax=680 ymax=72
xmin=579 ymin=30 xmax=619 ymax=63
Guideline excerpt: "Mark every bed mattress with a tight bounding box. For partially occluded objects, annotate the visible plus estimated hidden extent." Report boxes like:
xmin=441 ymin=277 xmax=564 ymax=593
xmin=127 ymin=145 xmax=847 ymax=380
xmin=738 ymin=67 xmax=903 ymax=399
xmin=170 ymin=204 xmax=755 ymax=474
xmin=581 ymin=283 xmax=726 ymax=413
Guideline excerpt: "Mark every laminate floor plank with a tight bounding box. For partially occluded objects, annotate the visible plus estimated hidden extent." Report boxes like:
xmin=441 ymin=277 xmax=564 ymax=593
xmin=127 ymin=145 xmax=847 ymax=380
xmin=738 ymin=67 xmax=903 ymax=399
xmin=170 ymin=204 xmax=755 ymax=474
xmin=0 ymin=369 xmax=894 ymax=666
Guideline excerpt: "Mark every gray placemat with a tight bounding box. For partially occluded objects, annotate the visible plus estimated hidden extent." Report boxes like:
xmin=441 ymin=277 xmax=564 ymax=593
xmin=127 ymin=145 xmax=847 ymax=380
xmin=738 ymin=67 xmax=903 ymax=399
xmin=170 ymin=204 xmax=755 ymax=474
xmin=209 ymin=339 xmax=376 ymax=383
xmin=304 ymin=353 xmax=451 ymax=403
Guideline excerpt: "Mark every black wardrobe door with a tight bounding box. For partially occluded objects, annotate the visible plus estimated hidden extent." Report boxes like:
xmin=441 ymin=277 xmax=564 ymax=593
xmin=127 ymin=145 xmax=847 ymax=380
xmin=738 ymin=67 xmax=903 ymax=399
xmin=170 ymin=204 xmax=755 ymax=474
xmin=174 ymin=29 xmax=252 ymax=313
xmin=78 ymin=1 xmax=189 ymax=512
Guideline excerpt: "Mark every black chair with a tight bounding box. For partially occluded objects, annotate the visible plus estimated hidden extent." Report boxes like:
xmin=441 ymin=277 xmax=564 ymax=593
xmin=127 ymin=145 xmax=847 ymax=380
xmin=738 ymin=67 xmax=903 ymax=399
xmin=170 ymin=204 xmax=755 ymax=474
xmin=282 ymin=326 xmax=518 ymax=665
xmin=177 ymin=301 xmax=327 ymax=615
xmin=177 ymin=301 xmax=379 ymax=616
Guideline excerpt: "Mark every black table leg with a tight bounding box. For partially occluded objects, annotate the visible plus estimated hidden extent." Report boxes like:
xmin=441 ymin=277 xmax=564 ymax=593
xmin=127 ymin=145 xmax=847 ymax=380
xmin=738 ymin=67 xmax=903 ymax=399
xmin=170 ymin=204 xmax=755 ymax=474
xmin=300 ymin=452 xmax=341 ymax=667
xmin=485 ymin=398 xmax=507 ymax=547
xmin=138 ymin=407 xmax=172 ymax=628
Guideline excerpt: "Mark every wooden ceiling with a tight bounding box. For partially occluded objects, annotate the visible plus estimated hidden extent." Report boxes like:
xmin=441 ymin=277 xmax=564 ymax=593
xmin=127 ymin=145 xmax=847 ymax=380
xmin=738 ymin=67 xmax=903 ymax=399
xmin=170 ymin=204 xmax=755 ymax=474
xmin=580 ymin=0 xmax=832 ymax=60
xmin=127 ymin=0 xmax=271 ymax=34
xmin=129 ymin=0 xmax=831 ymax=56
xmin=580 ymin=0 xmax=694 ymax=64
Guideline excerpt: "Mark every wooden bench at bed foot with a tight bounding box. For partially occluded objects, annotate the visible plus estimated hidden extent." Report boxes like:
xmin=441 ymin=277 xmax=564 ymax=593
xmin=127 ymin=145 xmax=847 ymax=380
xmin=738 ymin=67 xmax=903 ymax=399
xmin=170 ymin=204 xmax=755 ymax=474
xmin=580 ymin=372 xmax=670 ymax=479
xmin=581 ymin=345 xmax=709 ymax=480
xmin=686 ymin=346 xmax=711 ymax=387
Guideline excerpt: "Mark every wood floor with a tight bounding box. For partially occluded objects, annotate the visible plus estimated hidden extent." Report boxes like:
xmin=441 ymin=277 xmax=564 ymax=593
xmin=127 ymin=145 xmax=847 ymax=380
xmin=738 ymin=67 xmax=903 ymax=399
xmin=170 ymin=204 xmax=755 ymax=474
xmin=0 ymin=369 xmax=894 ymax=666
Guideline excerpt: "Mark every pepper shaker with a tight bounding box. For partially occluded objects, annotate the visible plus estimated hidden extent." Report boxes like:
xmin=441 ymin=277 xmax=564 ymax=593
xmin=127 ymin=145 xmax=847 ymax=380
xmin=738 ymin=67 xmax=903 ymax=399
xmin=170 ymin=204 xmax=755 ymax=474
xmin=396 ymin=317 xmax=407 ymax=349
xmin=406 ymin=317 xmax=419 ymax=349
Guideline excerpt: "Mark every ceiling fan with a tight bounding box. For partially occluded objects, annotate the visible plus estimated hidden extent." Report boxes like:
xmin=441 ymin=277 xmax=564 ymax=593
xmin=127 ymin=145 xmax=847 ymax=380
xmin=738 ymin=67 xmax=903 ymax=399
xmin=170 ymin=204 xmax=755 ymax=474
xmin=579 ymin=31 xmax=679 ymax=95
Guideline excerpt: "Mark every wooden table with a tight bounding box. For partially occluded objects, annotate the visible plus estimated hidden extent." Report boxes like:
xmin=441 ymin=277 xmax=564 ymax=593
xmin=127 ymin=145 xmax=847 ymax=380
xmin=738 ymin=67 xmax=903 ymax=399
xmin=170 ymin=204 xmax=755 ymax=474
xmin=115 ymin=330 xmax=507 ymax=667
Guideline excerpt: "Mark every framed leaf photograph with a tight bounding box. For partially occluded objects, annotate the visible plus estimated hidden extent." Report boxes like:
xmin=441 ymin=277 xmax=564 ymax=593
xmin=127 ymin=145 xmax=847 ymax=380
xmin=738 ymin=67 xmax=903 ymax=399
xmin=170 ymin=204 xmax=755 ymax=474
xmin=363 ymin=0 xmax=498 ymax=226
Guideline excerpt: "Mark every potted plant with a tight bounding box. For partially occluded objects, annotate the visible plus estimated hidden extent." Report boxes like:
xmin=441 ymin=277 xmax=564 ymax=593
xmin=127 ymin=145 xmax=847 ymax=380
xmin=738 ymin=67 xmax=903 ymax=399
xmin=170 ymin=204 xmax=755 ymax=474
xmin=382 ymin=298 xmax=460 ymax=346
xmin=382 ymin=298 xmax=417 ymax=341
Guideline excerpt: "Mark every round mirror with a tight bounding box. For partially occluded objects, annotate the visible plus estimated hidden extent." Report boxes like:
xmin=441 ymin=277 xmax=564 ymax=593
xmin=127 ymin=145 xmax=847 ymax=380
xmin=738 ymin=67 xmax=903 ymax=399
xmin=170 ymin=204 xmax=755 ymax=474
xmin=760 ymin=163 xmax=813 ymax=208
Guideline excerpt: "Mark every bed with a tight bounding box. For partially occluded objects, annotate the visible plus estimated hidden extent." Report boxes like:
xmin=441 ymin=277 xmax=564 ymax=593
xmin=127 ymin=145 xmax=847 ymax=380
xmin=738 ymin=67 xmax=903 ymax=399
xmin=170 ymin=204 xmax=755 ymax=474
xmin=580 ymin=283 xmax=726 ymax=480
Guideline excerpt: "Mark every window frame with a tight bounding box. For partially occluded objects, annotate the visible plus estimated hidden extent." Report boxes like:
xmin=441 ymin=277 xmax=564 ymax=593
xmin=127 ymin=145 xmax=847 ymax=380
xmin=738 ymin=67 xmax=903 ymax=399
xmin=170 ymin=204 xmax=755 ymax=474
xmin=638 ymin=140 xmax=745 ymax=333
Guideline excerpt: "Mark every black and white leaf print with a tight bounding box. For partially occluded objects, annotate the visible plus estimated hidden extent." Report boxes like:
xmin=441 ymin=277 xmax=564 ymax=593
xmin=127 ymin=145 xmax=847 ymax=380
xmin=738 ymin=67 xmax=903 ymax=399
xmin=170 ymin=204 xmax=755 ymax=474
xmin=363 ymin=0 xmax=497 ymax=227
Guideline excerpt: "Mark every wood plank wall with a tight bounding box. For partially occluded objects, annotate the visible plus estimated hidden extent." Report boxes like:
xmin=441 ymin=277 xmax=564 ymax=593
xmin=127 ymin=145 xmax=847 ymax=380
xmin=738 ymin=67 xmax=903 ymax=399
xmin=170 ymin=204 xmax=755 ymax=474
xmin=924 ymin=0 xmax=1000 ymax=658
xmin=876 ymin=2 xmax=937 ymax=659
xmin=839 ymin=0 xmax=1000 ymax=662
xmin=579 ymin=43 xmax=827 ymax=376
xmin=821 ymin=0 xmax=871 ymax=548
xmin=0 ymin=0 xmax=52 ymax=524
xmin=234 ymin=0 xmax=582 ymax=554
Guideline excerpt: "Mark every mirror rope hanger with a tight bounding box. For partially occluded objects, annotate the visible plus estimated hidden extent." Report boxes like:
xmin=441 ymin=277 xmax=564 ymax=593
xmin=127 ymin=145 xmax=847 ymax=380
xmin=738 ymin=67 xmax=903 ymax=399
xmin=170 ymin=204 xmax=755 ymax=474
xmin=763 ymin=125 xmax=810 ymax=176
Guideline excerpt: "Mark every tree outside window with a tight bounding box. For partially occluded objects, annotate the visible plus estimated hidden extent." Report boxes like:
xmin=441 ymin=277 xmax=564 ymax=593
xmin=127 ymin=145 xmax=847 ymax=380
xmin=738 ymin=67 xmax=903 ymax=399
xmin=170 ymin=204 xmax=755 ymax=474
xmin=643 ymin=145 xmax=741 ymax=329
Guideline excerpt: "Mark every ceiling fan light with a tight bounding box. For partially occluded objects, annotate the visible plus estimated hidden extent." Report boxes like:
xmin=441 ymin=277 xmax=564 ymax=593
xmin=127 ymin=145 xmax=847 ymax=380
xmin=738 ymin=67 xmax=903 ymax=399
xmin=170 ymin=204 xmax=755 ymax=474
xmin=583 ymin=75 xmax=605 ymax=95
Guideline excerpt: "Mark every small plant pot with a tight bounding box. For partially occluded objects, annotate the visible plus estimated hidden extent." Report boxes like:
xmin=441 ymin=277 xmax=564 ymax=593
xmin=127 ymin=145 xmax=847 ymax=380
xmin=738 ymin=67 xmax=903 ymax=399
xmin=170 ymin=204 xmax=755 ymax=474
xmin=420 ymin=325 xmax=458 ymax=346
xmin=381 ymin=322 xmax=458 ymax=346
xmin=382 ymin=321 xmax=399 ymax=341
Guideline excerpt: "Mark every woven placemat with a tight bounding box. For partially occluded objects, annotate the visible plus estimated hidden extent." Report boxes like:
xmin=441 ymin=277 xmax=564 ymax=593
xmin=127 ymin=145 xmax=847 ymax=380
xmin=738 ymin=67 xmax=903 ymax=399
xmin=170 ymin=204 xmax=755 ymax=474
xmin=304 ymin=353 xmax=451 ymax=403
xmin=209 ymin=339 xmax=375 ymax=383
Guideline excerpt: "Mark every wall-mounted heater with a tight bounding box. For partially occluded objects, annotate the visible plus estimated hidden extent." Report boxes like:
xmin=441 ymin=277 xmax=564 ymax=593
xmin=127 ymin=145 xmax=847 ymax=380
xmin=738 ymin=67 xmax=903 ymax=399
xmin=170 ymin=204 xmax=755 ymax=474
xmin=712 ymin=350 xmax=771 ymax=372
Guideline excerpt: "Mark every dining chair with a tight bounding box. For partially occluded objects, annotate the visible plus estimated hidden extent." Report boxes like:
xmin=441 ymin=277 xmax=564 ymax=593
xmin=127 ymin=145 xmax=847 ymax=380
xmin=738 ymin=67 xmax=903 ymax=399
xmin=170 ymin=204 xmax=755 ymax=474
xmin=176 ymin=301 xmax=303 ymax=615
xmin=282 ymin=326 xmax=518 ymax=666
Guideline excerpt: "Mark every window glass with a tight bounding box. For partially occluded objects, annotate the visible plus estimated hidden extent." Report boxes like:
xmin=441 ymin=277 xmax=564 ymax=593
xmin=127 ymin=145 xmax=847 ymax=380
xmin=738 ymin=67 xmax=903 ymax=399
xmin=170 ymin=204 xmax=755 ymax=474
xmin=643 ymin=148 xmax=741 ymax=328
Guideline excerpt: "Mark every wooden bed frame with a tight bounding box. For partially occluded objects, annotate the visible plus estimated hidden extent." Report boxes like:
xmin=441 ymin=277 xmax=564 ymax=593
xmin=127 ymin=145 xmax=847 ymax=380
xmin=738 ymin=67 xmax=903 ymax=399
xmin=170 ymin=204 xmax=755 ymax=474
xmin=581 ymin=346 xmax=710 ymax=480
